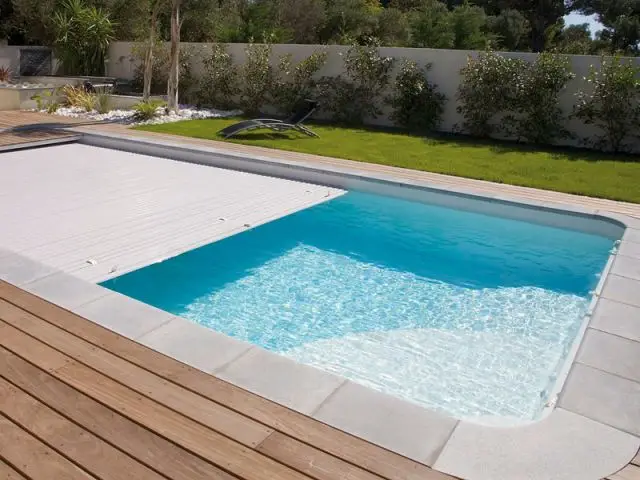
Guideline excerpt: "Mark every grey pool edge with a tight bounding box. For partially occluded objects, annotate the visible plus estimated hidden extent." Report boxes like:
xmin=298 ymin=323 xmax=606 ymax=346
xmin=1 ymin=133 xmax=638 ymax=480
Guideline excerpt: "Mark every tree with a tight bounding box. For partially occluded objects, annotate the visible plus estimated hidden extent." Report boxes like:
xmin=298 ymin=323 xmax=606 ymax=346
xmin=409 ymin=0 xmax=454 ymax=48
xmin=321 ymin=0 xmax=380 ymax=43
xmin=574 ymin=0 xmax=639 ymax=53
xmin=167 ymin=0 xmax=181 ymax=112
xmin=486 ymin=9 xmax=530 ymax=51
xmin=52 ymin=0 xmax=115 ymax=75
xmin=475 ymin=0 xmax=571 ymax=52
xmin=4 ymin=0 xmax=57 ymax=44
xmin=450 ymin=2 xmax=490 ymax=49
xmin=141 ymin=0 xmax=167 ymax=100
xmin=374 ymin=7 xmax=411 ymax=45
xmin=547 ymin=23 xmax=594 ymax=53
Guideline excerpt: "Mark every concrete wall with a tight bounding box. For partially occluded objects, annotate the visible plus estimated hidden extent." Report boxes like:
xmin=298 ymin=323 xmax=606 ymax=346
xmin=113 ymin=42 xmax=640 ymax=144
xmin=0 ymin=46 xmax=57 ymax=77
xmin=0 ymin=46 xmax=24 ymax=75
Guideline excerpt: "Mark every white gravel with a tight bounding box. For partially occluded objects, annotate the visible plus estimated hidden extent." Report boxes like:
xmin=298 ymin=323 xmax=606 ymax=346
xmin=43 ymin=105 xmax=242 ymax=126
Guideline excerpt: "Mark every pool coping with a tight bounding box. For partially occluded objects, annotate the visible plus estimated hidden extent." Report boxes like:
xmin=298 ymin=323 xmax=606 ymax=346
xmin=2 ymin=132 xmax=640 ymax=480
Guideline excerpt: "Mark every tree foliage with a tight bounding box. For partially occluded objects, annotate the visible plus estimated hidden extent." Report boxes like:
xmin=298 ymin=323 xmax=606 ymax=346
xmin=52 ymin=0 xmax=115 ymax=75
xmin=2 ymin=0 xmax=636 ymax=56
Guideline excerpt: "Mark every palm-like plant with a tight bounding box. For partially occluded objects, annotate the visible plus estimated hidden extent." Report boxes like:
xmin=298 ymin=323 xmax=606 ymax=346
xmin=52 ymin=0 xmax=115 ymax=76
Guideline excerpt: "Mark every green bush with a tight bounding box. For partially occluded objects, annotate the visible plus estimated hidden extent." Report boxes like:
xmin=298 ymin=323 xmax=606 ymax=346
xmin=388 ymin=60 xmax=446 ymax=132
xmin=573 ymin=56 xmax=640 ymax=153
xmin=133 ymin=100 xmax=166 ymax=121
xmin=238 ymin=42 xmax=275 ymax=115
xmin=504 ymin=52 xmax=575 ymax=144
xmin=197 ymin=44 xmax=240 ymax=109
xmin=318 ymin=45 xmax=395 ymax=124
xmin=456 ymin=51 xmax=524 ymax=138
xmin=271 ymin=50 xmax=328 ymax=115
xmin=52 ymin=0 xmax=114 ymax=76
xmin=61 ymin=85 xmax=97 ymax=111
xmin=32 ymin=88 xmax=60 ymax=112
xmin=95 ymin=92 xmax=112 ymax=114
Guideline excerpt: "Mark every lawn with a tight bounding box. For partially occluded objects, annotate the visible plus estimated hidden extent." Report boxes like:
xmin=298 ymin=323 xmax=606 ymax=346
xmin=136 ymin=118 xmax=640 ymax=203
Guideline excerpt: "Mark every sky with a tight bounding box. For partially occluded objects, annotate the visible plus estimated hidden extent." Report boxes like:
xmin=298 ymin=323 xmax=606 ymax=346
xmin=564 ymin=12 xmax=603 ymax=35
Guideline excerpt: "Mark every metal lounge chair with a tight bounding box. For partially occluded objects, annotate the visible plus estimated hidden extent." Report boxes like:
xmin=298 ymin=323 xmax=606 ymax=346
xmin=218 ymin=99 xmax=319 ymax=139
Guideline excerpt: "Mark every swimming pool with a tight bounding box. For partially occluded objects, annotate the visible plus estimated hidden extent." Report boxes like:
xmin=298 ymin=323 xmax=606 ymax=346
xmin=102 ymin=191 xmax=615 ymax=422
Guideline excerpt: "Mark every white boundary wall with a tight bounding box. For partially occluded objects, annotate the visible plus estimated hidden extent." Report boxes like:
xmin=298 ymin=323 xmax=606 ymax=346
xmin=113 ymin=42 xmax=640 ymax=141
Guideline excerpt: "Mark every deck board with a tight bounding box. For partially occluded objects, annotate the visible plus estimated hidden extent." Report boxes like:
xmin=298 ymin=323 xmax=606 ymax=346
xmin=0 ymin=461 xmax=27 ymax=480
xmin=0 ymin=323 xmax=306 ymax=480
xmin=0 ymin=377 xmax=163 ymax=480
xmin=0 ymin=280 xmax=449 ymax=480
xmin=0 ymin=349 xmax=237 ymax=480
xmin=0 ymin=414 xmax=96 ymax=480
xmin=0 ymin=280 xmax=454 ymax=480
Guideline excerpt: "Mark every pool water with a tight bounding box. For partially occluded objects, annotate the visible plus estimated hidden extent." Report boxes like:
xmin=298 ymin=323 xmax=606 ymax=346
xmin=102 ymin=191 xmax=614 ymax=421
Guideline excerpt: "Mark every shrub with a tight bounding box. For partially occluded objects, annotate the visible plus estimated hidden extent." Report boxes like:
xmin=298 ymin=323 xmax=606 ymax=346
xmin=197 ymin=44 xmax=239 ymax=109
xmin=31 ymin=89 xmax=60 ymax=112
xmin=52 ymin=0 xmax=114 ymax=75
xmin=319 ymin=45 xmax=395 ymax=124
xmin=456 ymin=51 xmax=524 ymax=137
xmin=0 ymin=66 xmax=11 ymax=82
xmin=271 ymin=50 xmax=328 ymax=115
xmin=388 ymin=60 xmax=446 ymax=132
xmin=573 ymin=56 xmax=640 ymax=153
xmin=504 ymin=53 xmax=575 ymax=144
xmin=95 ymin=92 xmax=112 ymax=114
xmin=132 ymin=46 xmax=195 ymax=103
xmin=238 ymin=42 xmax=275 ymax=115
xmin=62 ymin=85 xmax=96 ymax=111
xmin=132 ymin=100 xmax=166 ymax=121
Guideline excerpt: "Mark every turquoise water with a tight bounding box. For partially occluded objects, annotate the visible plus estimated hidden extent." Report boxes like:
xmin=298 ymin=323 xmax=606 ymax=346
xmin=102 ymin=191 xmax=614 ymax=421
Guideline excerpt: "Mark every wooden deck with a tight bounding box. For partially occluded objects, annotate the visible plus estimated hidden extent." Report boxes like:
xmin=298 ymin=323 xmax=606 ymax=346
xmin=0 ymin=280 xmax=455 ymax=480
xmin=0 ymin=111 xmax=83 ymax=151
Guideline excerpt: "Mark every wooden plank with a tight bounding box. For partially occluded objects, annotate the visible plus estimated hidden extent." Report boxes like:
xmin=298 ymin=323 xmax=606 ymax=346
xmin=0 ymin=348 xmax=237 ymax=480
xmin=0 ymin=415 xmax=96 ymax=480
xmin=257 ymin=431 xmax=384 ymax=480
xmin=0 ymin=376 xmax=164 ymax=480
xmin=0 ymin=301 xmax=414 ymax=480
xmin=0 ymin=461 xmax=27 ymax=480
xmin=0 ymin=323 xmax=310 ymax=480
xmin=0 ymin=281 xmax=450 ymax=480
xmin=0 ymin=299 xmax=273 ymax=448
xmin=608 ymin=465 xmax=640 ymax=480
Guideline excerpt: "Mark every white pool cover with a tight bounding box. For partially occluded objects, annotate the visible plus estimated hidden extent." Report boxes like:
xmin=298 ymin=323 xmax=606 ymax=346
xmin=0 ymin=143 xmax=344 ymax=282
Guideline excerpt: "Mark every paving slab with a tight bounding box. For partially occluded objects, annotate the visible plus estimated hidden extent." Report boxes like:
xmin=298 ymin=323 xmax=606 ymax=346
xmin=623 ymin=228 xmax=640 ymax=244
xmin=601 ymin=275 xmax=640 ymax=308
xmin=590 ymin=298 xmax=640 ymax=342
xmin=137 ymin=316 xmax=252 ymax=373
xmin=612 ymin=255 xmax=640 ymax=281
xmin=216 ymin=347 xmax=345 ymax=415
xmin=434 ymin=408 xmax=640 ymax=480
xmin=0 ymin=251 xmax=59 ymax=286
xmin=21 ymin=271 xmax=110 ymax=309
xmin=313 ymin=380 xmax=458 ymax=465
xmin=577 ymin=329 xmax=640 ymax=382
xmin=618 ymin=242 xmax=640 ymax=260
xmin=559 ymin=363 xmax=640 ymax=436
xmin=74 ymin=291 xmax=175 ymax=340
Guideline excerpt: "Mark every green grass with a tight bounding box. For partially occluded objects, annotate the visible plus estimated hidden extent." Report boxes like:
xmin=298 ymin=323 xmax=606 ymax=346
xmin=136 ymin=118 xmax=640 ymax=203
